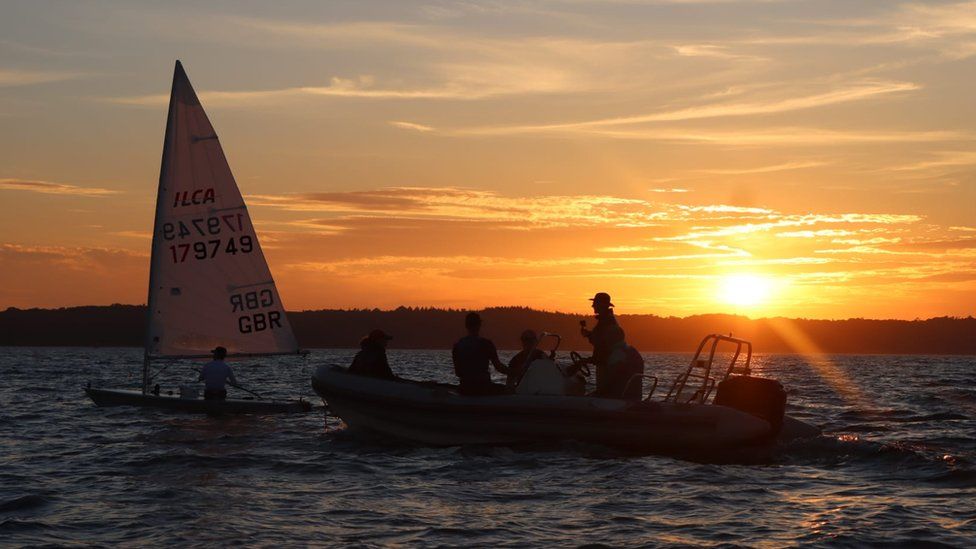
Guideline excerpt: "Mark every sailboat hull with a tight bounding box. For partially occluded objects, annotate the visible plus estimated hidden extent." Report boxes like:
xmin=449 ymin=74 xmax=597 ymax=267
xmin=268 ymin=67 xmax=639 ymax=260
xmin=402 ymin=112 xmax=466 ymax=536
xmin=85 ymin=387 xmax=311 ymax=415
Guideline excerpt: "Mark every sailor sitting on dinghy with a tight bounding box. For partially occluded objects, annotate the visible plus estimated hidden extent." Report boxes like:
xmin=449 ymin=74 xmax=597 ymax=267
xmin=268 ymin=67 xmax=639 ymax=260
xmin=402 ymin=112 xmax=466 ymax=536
xmin=452 ymin=312 xmax=511 ymax=396
xmin=349 ymin=329 xmax=399 ymax=381
xmin=199 ymin=346 xmax=237 ymax=400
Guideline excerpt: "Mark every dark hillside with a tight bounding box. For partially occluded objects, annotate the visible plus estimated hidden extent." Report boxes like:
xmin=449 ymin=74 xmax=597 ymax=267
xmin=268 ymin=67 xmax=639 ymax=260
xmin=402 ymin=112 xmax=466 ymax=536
xmin=1 ymin=305 xmax=974 ymax=354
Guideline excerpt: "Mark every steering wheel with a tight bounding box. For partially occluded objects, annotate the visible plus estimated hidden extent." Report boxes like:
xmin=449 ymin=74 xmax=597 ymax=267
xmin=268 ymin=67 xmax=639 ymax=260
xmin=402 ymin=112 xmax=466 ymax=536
xmin=569 ymin=351 xmax=591 ymax=377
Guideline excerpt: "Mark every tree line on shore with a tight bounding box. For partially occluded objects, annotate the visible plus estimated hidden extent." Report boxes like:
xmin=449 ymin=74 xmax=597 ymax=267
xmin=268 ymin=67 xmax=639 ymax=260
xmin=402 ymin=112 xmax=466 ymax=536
xmin=1 ymin=304 xmax=974 ymax=355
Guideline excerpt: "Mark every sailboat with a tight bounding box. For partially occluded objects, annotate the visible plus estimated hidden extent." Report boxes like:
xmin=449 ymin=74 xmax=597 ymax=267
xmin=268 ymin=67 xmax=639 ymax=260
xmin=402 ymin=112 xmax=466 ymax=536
xmin=86 ymin=61 xmax=311 ymax=414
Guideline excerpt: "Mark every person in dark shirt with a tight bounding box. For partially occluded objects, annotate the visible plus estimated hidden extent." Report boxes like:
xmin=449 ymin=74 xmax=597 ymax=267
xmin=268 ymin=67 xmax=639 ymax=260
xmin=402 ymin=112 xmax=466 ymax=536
xmin=506 ymin=329 xmax=555 ymax=389
xmin=581 ymin=292 xmax=628 ymax=397
xmin=349 ymin=329 xmax=398 ymax=381
xmin=452 ymin=312 xmax=510 ymax=395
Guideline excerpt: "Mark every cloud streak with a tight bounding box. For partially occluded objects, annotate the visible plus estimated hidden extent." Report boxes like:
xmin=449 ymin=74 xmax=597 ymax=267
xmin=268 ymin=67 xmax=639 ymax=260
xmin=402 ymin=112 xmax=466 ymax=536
xmin=455 ymin=80 xmax=919 ymax=136
xmin=0 ymin=179 xmax=118 ymax=196
xmin=389 ymin=120 xmax=435 ymax=132
xmin=391 ymin=123 xmax=965 ymax=145
xmin=108 ymin=77 xmax=512 ymax=106
xmin=250 ymin=187 xmax=665 ymax=228
xmin=0 ymin=69 xmax=79 ymax=87
xmin=699 ymin=161 xmax=828 ymax=174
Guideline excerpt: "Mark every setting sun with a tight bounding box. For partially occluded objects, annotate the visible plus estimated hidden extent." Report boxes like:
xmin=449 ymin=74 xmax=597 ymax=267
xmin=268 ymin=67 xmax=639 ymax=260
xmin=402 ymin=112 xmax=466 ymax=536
xmin=719 ymin=274 xmax=773 ymax=308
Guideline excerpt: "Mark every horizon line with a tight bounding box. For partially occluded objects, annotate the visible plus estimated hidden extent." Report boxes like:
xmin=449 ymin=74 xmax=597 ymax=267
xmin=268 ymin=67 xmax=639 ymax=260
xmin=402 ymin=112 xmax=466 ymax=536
xmin=2 ymin=303 xmax=972 ymax=323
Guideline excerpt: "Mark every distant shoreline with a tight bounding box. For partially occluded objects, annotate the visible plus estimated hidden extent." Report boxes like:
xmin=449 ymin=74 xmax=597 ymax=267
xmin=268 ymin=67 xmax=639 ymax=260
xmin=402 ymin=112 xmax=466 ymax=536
xmin=2 ymin=345 xmax=973 ymax=358
xmin=2 ymin=305 xmax=974 ymax=355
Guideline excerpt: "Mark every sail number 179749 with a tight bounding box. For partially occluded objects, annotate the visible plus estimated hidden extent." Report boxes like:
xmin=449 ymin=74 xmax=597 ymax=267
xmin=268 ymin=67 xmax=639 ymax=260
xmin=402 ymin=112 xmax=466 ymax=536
xmin=161 ymin=214 xmax=255 ymax=263
xmin=168 ymin=237 xmax=253 ymax=263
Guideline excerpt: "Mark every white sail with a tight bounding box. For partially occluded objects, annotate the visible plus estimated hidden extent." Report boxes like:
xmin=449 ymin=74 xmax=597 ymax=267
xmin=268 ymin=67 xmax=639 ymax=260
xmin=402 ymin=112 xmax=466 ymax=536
xmin=145 ymin=61 xmax=299 ymax=357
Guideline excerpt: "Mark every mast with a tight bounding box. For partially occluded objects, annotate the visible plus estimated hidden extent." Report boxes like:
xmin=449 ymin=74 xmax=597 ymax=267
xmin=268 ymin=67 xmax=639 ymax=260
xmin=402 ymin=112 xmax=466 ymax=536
xmin=142 ymin=60 xmax=182 ymax=394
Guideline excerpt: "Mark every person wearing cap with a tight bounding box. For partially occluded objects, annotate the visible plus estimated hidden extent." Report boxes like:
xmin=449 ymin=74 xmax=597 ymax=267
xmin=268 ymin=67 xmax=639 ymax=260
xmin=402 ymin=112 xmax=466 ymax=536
xmin=581 ymin=292 xmax=628 ymax=397
xmin=349 ymin=329 xmax=398 ymax=381
xmin=452 ymin=312 xmax=510 ymax=395
xmin=506 ymin=329 xmax=555 ymax=389
xmin=199 ymin=346 xmax=238 ymax=400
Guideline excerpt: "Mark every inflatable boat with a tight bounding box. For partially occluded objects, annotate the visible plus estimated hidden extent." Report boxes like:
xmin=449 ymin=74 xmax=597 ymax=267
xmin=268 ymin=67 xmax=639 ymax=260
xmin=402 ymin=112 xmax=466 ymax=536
xmin=311 ymin=334 xmax=820 ymax=453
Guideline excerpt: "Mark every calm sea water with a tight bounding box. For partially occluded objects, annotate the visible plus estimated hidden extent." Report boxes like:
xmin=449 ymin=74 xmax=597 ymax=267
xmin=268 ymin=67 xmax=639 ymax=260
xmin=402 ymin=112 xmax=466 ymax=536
xmin=1 ymin=348 xmax=974 ymax=547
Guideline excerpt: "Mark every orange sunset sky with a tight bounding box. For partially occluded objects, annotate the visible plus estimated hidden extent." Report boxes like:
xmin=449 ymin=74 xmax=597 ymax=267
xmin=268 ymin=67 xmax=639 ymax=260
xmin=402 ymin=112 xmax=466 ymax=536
xmin=1 ymin=1 xmax=975 ymax=319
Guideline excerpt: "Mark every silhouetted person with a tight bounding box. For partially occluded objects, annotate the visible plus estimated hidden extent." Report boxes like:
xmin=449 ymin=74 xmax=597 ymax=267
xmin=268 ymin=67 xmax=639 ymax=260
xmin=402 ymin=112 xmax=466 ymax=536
xmin=506 ymin=329 xmax=555 ymax=389
xmin=453 ymin=312 xmax=510 ymax=395
xmin=199 ymin=346 xmax=237 ymax=400
xmin=581 ymin=292 xmax=629 ymax=398
xmin=349 ymin=329 xmax=398 ymax=381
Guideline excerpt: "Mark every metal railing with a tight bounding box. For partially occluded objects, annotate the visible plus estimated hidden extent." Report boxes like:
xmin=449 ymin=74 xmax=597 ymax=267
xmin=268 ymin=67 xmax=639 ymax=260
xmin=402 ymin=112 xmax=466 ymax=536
xmin=664 ymin=334 xmax=752 ymax=404
xmin=622 ymin=374 xmax=659 ymax=402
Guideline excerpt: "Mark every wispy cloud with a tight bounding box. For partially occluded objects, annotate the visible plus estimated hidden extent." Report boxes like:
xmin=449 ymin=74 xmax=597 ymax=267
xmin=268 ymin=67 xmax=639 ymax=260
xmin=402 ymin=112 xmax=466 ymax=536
xmin=658 ymin=212 xmax=922 ymax=243
xmin=110 ymin=17 xmax=656 ymax=107
xmin=777 ymin=229 xmax=859 ymax=238
xmin=758 ymin=1 xmax=976 ymax=59
xmin=718 ymin=257 xmax=834 ymax=266
xmin=888 ymin=151 xmax=976 ymax=172
xmin=394 ymin=122 xmax=964 ymax=145
xmin=0 ymin=243 xmax=147 ymax=307
xmin=0 ymin=69 xmax=79 ymax=87
xmin=672 ymin=43 xmax=764 ymax=60
xmin=814 ymin=245 xmax=929 ymax=256
xmin=249 ymin=187 xmax=665 ymax=228
xmin=699 ymin=160 xmax=827 ymax=175
xmin=892 ymin=2 xmax=976 ymax=54
xmin=677 ymin=204 xmax=774 ymax=215
xmin=596 ymin=245 xmax=655 ymax=253
xmin=897 ymin=236 xmax=976 ymax=251
xmin=831 ymin=237 xmax=902 ymax=246
xmin=389 ymin=120 xmax=435 ymax=132
xmin=551 ymin=128 xmax=966 ymax=145
xmin=111 ymin=230 xmax=152 ymax=239
xmin=0 ymin=179 xmax=118 ymax=196
xmin=0 ymin=243 xmax=147 ymax=277
xmin=252 ymin=187 xmax=927 ymax=240
xmin=457 ymin=80 xmax=919 ymax=135
xmin=109 ymin=76 xmax=519 ymax=107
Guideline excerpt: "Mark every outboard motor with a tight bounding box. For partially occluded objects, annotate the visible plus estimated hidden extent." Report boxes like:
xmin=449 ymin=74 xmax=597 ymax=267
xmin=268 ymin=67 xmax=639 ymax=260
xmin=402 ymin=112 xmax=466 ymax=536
xmin=714 ymin=375 xmax=787 ymax=436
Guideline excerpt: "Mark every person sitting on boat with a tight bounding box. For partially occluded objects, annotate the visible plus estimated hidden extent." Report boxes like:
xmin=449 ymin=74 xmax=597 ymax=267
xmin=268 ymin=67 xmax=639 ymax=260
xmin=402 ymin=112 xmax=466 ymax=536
xmin=452 ymin=312 xmax=510 ymax=396
xmin=199 ymin=346 xmax=237 ymax=400
xmin=349 ymin=329 xmax=398 ymax=381
xmin=580 ymin=292 xmax=631 ymax=398
xmin=506 ymin=329 xmax=555 ymax=389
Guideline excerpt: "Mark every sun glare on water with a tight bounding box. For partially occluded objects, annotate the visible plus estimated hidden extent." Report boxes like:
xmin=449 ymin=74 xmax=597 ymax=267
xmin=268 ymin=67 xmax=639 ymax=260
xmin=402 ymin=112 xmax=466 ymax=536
xmin=719 ymin=274 xmax=773 ymax=308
